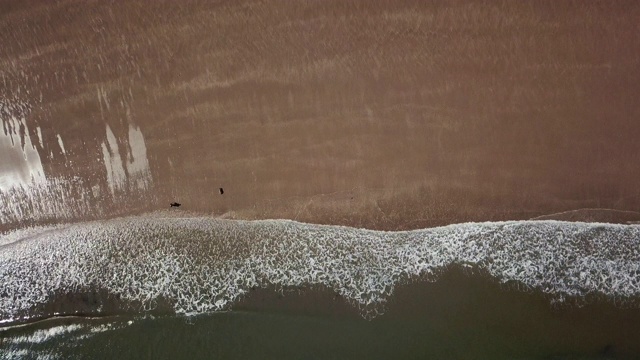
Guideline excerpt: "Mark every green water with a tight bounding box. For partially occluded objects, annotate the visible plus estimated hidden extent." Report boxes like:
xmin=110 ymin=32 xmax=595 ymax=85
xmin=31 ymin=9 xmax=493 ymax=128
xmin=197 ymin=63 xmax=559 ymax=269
xmin=0 ymin=311 xmax=622 ymax=360
xmin=3 ymin=271 xmax=638 ymax=359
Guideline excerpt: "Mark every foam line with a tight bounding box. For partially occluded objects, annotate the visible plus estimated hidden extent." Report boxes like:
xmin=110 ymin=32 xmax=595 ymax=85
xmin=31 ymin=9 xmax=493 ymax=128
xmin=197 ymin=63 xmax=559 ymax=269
xmin=1 ymin=212 xmax=639 ymax=322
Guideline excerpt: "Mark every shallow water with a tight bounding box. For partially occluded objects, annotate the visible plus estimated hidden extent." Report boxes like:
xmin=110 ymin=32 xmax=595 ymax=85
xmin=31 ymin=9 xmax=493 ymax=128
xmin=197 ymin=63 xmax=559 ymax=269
xmin=2 ymin=212 xmax=640 ymax=324
xmin=2 ymin=270 xmax=640 ymax=359
xmin=1 ymin=214 xmax=640 ymax=358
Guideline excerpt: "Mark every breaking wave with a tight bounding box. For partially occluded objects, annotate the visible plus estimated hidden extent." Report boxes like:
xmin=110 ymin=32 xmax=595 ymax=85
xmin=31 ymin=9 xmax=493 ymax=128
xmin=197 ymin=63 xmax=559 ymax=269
xmin=0 ymin=319 xmax=134 ymax=359
xmin=1 ymin=211 xmax=640 ymax=323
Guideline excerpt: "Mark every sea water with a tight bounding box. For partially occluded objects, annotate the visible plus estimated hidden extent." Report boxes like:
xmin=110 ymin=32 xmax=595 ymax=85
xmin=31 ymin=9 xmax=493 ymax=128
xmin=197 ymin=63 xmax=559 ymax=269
xmin=2 ymin=211 xmax=640 ymax=359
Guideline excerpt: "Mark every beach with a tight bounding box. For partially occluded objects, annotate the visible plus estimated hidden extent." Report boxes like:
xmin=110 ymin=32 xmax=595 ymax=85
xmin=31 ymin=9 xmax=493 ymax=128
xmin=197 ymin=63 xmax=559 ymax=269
xmin=2 ymin=0 xmax=640 ymax=231
xmin=2 ymin=0 xmax=640 ymax=358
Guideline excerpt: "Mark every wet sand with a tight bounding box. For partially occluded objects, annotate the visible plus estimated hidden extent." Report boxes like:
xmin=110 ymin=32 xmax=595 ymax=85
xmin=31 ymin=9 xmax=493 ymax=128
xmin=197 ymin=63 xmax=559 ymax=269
xmin=2 ymin=0 xmax=640 ymax=231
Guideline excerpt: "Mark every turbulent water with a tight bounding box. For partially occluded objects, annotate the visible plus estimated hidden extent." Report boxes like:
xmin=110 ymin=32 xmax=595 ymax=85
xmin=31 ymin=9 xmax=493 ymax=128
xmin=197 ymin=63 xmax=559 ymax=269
xmin=2 ymin=211 xmax=640 ymax=327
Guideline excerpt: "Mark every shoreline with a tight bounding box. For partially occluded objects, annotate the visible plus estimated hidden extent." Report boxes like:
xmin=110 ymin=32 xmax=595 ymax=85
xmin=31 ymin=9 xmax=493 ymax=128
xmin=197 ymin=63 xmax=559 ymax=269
xmin=4 ymin=205 xmax=640 ymax=236
xmin=3 ymin=214 xmax=640 ymax=326
xmin=2 ymin=1 xmax=640 ymax=357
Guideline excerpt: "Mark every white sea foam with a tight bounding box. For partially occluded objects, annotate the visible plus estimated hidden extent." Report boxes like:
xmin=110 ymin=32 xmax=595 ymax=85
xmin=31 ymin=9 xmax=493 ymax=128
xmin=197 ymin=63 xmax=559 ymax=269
xmin=0 ymin=320 xmax=130 ymax=359
xmin=0 ymin=224 xmax=67 ymax=247
xmin=3 ymin=324 xmax=84 ymax=345
xmin=1 ymin=213 xmax=639 ymax=321
xmin=0 ymin=349 xmax=32 ymax=360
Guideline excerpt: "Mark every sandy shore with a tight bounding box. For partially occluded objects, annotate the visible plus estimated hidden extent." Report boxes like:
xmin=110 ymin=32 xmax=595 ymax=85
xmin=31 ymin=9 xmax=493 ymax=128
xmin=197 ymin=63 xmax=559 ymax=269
xmin=2 ymin=0 xmax=640 ymax=232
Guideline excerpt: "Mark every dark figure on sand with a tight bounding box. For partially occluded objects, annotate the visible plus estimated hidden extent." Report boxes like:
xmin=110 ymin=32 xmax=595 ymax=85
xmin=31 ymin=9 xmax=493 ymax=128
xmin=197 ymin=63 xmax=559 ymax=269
xmin=219 ymin=188 xmax=224 ymax=195
xmin=170 ymin=202 xmax=181 ymax=207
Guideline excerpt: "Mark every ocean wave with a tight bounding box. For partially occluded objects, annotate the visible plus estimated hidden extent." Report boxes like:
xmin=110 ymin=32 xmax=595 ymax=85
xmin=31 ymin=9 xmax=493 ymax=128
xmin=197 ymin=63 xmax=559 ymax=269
xmin=1 ymin=211 xmax=640 ymax=323
xmin=3 ymin=323 xmax=85 ymax=345
xmin=0 ymin=318 xmax=133 ymax=360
